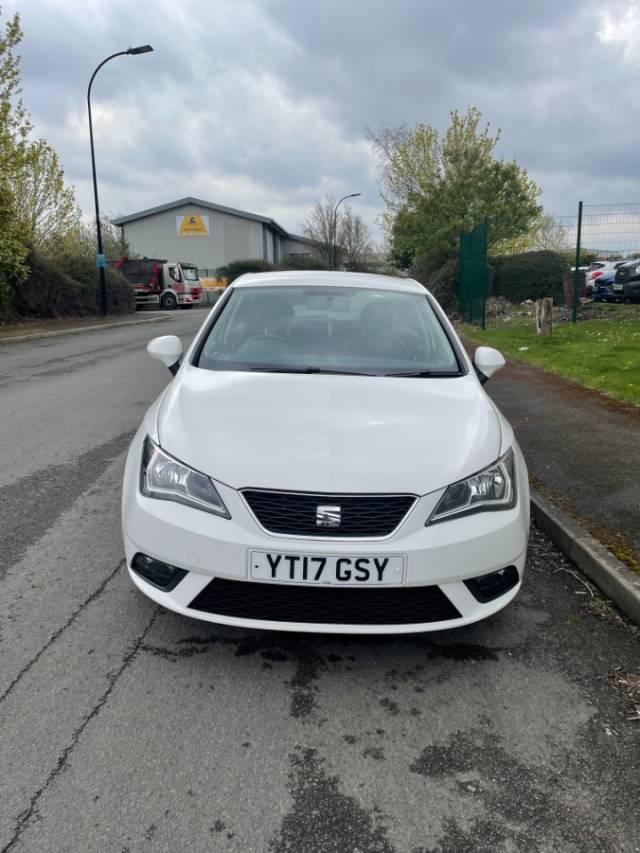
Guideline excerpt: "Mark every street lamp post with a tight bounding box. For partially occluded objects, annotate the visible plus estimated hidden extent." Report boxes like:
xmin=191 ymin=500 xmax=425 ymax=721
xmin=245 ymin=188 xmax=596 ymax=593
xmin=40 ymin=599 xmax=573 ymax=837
xmin=87 ymin=45 xmax=153 ymax=316
xmin=332 ymin=192 xmax=361 ymax=270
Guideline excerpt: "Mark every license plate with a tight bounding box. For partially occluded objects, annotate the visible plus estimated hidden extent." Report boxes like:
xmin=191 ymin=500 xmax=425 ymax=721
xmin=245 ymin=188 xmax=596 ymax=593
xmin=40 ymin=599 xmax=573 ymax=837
xmin=613 ymin=284 xmax=624 ymax=291
xmin=249 ymin=551 xmax=406 ymax=585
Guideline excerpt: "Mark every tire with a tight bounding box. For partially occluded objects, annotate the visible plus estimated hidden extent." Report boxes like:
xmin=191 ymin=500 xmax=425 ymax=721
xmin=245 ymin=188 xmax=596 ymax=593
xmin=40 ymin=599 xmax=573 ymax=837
xmin=161 ymin=292 xmax=178 ymax=310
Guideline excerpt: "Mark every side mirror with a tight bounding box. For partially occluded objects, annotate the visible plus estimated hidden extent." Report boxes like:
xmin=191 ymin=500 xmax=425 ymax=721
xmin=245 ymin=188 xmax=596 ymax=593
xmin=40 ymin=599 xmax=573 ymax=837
xmin=147 ymin=335 xmax=183 ymax=375
xmin=473 ymin=346 xmax=505 ymax=384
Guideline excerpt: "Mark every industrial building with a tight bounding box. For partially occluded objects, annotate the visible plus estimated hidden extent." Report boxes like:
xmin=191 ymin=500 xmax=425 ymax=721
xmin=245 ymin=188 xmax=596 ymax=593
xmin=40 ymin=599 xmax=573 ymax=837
xmin=112 ymin=197 xmax=311 ymax=275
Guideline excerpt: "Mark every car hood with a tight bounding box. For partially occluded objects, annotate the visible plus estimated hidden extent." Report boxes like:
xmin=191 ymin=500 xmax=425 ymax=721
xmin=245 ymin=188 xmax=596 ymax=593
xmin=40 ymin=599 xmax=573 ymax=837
xmin=157 ymin=367 xmax=502 ymax=494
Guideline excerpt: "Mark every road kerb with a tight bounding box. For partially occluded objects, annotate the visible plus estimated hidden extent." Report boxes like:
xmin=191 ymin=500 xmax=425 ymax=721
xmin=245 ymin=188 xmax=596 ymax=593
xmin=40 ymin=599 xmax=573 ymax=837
xmin=0 ymin=315 xmax=173 ymax=344
xmin=530 ymin=486 xmax=640 ymax=624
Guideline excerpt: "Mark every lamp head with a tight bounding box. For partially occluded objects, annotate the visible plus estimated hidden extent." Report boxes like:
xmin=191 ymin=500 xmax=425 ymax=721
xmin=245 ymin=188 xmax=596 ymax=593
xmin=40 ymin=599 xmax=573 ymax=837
xmin=127 ymin=45 xmax=153 ymax=55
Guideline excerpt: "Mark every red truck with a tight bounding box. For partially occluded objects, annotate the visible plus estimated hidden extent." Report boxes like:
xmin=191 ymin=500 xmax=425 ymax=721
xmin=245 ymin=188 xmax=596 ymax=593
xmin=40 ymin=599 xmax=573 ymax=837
xmin=111 ymin=257 xmax=203 ymax=309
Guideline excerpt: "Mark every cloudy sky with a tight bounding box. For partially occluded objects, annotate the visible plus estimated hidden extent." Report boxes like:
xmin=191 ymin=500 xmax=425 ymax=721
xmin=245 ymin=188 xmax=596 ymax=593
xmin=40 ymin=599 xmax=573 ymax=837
xmin=5 ymin=0 xmax=640 ymax=238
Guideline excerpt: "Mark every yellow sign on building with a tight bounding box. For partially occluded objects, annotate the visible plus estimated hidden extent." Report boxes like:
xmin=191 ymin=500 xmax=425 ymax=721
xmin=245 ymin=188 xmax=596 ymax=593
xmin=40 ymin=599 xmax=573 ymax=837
xmin=176 ymin=214 xmax=210 ymax=237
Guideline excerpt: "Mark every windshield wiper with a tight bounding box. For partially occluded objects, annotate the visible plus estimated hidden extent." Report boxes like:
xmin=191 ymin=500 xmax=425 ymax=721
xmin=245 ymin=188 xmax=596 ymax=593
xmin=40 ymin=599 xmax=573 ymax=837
xmin=249 ymin=366 xmax=378 ymax=376
xmin=384 ymin=370 xmax=461 ymax=378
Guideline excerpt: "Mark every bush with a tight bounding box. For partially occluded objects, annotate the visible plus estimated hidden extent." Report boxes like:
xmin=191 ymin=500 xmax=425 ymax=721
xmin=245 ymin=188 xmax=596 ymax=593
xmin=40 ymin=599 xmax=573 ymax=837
xmin=489 ymin=250 xmax=568 ymax=303
xmin=104 ymin=267 xmax=135 ymax=314
xmin=10 ymin=249 xmax=134 ymax=319
xmin=411 ymin=251 xmax=459 ymax=314
xmin=55 ymin=252 xmax=133 ymax=314
xmin=278 ymin=254 xmax=327 ymax=271
xmin=428 ymin=258 xmax=459 ymax=314
xmin=216 ymin=259 xmax=276 ymax=283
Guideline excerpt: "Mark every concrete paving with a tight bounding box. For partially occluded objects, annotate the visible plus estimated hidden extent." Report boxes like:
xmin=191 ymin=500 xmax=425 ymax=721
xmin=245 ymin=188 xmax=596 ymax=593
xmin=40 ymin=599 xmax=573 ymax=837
xmin=1 ymin=318 xmax=639 ymax=853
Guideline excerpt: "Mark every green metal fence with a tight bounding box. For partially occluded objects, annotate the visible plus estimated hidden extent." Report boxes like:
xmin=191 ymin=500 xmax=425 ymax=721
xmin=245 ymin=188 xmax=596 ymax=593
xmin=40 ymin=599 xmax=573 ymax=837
xmin=466 ymin=203 xmax=640 ymax=327
xmin=458 ymin=219 xmax=488 ymax=328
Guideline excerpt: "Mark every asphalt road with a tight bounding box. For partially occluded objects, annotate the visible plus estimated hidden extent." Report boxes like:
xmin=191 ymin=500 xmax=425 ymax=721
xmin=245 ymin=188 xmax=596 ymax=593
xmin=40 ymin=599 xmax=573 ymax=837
xmin=1 ymin=315 xmax=639 ymax=853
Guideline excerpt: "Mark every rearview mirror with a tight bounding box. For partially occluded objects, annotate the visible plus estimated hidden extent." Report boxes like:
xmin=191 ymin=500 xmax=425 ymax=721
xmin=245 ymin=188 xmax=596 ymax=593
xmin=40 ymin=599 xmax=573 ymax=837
xmin=147 ymin=335 xmax=183 ymax=375
xmin=473 ymin=346 xmax=505 ymax=384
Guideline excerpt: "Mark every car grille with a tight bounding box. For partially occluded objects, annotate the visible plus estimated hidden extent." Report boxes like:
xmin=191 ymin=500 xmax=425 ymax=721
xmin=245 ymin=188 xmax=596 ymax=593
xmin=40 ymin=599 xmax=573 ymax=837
xmin=189 ymin=578 xmax=461 ymax=625
xmin=241 ymin=490 xmax=416 ymax=537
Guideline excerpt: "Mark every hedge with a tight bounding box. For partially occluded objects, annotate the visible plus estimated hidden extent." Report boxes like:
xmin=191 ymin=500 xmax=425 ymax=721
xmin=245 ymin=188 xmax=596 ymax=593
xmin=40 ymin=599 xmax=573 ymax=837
xmin=216 ymin=259 xmax=275 ymax=283
xmin=489 ymin=250 xmax=568 ymax=303
xmin=280 ymin=253 xmax=328 ymax=271
xmin=10 ymin=250 xmax=134 ymax=319
xmin=217 ymin=255 xmax=330 ymax=284
xmin=410 ymin=252 xmax=459 ymax=314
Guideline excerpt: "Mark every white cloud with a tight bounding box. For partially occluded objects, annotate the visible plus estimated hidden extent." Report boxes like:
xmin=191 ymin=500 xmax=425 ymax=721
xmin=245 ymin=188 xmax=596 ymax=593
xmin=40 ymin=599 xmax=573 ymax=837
xmin=5 ymin=0 xmax=640 ymax=239
xmin=598 ymin=1 xmax=640 ymax=61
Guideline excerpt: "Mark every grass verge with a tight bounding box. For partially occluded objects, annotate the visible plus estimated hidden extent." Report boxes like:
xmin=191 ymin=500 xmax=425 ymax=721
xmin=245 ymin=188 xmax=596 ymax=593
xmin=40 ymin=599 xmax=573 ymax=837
xmin=462 ymin=316 xmax=640 ymax=406
xmin=530 ymin=473 xmax=640 ymax=577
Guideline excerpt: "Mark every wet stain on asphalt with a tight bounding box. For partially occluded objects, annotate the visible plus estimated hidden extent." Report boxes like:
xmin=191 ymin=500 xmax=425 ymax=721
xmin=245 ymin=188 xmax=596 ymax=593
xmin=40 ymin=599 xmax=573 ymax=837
xmin=413 ymin=816 xmax=508 ymax=853
xmin=409 ymin=729 xmax=621 ymax=852
xmin=141 ymin=631 xmax=327 ymax=720
xmin=379 ymin=697 xmax=400 ymax=715
xmin=141 ymin=628 xmax=506 ymax=727
xmin=362 ymin=746 xmax=385 ymax=761
xmin=269 ymin=747 xmax=395 ymax=853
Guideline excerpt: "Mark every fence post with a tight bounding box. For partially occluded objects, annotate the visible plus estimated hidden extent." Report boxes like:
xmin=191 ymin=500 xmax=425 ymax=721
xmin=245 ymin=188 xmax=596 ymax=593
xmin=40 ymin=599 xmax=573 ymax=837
xmin=481 ymin=218 xmax=487 ymax=330
xmin=572 ymin=201 xmax=583 ymax=323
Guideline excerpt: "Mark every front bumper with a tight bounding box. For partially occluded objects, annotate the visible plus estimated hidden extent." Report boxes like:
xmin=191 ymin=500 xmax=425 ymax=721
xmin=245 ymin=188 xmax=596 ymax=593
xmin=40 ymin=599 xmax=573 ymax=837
xmin=122 ymin=431 xmax=530 ymax=634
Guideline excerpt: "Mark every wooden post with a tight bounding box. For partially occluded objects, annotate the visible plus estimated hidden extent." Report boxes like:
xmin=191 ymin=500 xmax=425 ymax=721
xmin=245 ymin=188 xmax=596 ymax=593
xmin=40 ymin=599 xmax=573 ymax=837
xmin=535 ymin=298 xmax=553 ymax=335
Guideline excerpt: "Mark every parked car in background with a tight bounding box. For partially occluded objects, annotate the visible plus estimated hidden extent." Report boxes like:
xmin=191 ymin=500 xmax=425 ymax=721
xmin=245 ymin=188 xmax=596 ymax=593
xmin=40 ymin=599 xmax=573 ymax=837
xmin=613 ymin=260 xmax=640 ymax=302
xmin=585 ymin=261 xmax=627 ymax=297
xmin=590 ymin=261 xmax=635 ymax=302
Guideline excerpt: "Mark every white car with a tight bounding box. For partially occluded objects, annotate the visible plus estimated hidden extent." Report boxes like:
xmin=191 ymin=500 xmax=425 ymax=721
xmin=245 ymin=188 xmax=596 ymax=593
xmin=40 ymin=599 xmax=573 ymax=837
xmin=122 ymin=271 xmax=529 ymax=634
xmin=585 ymin=260 xmax=626 ymax=293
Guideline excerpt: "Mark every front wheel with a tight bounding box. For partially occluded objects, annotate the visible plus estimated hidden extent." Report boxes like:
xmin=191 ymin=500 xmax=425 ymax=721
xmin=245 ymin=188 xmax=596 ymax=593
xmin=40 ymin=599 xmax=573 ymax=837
xmin=161 ymin=292 xmax=178 ymax=310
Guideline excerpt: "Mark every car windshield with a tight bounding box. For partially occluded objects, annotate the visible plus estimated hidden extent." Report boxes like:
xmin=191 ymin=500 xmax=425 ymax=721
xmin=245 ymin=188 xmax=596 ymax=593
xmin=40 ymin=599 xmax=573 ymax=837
xmin=181 ymin=267 xmax=199 ymax=281
xmin=195 ymin=285 xmax=461 ymax=376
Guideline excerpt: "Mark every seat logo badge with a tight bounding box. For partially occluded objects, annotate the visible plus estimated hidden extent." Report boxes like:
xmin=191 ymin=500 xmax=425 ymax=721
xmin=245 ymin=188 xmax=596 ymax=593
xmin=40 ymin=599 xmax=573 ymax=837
xmin=316 ymin=505 xmax=341 ymax=528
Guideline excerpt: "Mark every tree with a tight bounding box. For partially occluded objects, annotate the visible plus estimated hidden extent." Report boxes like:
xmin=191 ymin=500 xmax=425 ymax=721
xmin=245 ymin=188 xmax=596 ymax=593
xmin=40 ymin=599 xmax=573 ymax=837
xmin=10 ymin=139 xmax=80 ymax=248
xmin=0 ymin=8 xmax=30 ymax=177
xmin=339 ymin=207 xmax=373 ymax=270
xmin=301 ymin=195 xmax=371 ymax=269
xmin=53 ymin=215 xmax=130 ymax=263
xmin=0 ymin=9 xmax=30 ymax=317
xmin=301 ymin=196 xmax=335 ymax=267
xmin=0 ymin=179 xmax=28 ymax=319
xmin=0 ymin=9 xmax=79 ymax=253
xmin=495 ymin=212 xmax=571 ymax=255
xmin=369 ymin=108 xmax=542 ymax=269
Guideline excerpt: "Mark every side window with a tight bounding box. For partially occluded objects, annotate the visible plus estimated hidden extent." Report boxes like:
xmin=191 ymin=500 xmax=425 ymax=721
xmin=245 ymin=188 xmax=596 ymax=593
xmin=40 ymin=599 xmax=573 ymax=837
xmin=169 ymin=266 xmax=182 ymax=282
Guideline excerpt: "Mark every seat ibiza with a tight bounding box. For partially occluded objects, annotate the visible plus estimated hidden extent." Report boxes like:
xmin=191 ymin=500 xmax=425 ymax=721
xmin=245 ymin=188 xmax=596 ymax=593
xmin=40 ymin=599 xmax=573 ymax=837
xmin=122 ymin=271 xmax=529 ymax=633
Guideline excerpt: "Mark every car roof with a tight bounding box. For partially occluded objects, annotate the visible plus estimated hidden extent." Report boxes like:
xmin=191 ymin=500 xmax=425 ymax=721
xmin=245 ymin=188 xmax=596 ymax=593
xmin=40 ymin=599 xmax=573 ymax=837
xmin=232 ymin=270 xmax=425 ymax=294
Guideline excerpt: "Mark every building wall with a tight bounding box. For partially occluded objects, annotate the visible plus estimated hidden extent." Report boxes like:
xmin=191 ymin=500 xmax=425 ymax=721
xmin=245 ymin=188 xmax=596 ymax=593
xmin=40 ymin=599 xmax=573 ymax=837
xmin=282 ymin=236 xmax=311 ymax=256
xmin=120 ymin=203 xmax=268 ymax=272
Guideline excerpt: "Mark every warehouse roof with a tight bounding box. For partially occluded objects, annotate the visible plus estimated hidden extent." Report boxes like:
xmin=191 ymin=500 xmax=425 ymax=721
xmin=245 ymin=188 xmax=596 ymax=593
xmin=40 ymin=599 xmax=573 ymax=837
xmin=111 ymin=196 xmax=310 ymax=242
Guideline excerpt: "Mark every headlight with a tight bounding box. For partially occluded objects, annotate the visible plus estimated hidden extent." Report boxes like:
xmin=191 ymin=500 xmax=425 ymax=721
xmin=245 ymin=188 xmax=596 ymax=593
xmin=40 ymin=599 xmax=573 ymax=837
xmin=140 ymin=437 xmax=230 ymax=518
xmin=427 ymin=449 xmax=516 ymax=525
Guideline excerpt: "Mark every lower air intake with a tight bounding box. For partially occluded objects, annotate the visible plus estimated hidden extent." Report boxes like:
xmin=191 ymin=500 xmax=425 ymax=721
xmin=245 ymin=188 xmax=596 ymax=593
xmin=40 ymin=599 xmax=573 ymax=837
xmin=189 ymin=578 xmax=461 ymax=625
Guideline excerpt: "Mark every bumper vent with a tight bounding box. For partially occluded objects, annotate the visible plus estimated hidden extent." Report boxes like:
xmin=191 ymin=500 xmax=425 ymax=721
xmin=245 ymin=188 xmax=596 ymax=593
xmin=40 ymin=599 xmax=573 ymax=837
xmin=189 ymin=578 xmax=460 ymax=625
xmin=464 ymin=566 xmax=519 ymax=603
xmin=131 ymin=553 xmax=188 ymax=591
xmin=242 ymin=490 xmax=416 ymax=537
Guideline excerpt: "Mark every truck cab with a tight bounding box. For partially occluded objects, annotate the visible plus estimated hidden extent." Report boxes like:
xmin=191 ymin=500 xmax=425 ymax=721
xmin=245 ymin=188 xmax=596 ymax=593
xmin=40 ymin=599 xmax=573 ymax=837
xmin=111 ymin=258 xmax=203 ymax=309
